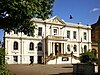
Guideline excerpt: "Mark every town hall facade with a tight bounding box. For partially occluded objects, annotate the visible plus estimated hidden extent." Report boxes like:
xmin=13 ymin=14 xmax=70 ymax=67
xmin=4 ymin=16 xmax=91 ymax=64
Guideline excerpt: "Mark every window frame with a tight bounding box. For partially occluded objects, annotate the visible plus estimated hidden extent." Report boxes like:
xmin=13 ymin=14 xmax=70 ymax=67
xmin=38 ymin=27 xmax=42 ymax=36
xmin=67 ymin=31 xmax=70 ymax=38
xmin=73 ymin=31 xmax=76 ymax=39
xmin=13 ymin=41 xmax=18 ymax=50
xmin=53 ymin=28 xmax=57 ymax=35
xmin=29 ymin=42 xmax=34 ymax=50
xmin=84 ymin=32 xmax=87 ymax=40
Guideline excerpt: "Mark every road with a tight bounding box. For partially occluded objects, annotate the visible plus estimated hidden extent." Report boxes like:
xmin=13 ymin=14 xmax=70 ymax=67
xmin=7 ymin=64 xmax=73 ymax=75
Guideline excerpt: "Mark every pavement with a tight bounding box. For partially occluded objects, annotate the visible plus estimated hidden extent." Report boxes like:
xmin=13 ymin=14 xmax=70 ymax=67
xmin=7 ymin=64 xmax=73 ymax=75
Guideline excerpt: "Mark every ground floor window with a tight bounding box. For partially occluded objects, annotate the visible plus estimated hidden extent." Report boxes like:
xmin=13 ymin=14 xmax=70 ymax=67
xmin=13 ymin=56 xmax=18 ymax=62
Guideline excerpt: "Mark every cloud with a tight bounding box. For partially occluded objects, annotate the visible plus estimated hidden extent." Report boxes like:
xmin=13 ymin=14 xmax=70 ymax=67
xmin=90 ymin=8 xmax=100 ymax=12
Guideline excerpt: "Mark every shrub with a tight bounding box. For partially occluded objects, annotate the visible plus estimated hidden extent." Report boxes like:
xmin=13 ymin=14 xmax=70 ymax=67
xmin=80 ymin=51 xmax=97 ymax=64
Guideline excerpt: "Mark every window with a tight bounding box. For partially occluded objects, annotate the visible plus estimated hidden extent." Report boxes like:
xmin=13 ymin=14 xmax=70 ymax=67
xmin=73 ymin=45 xmax=77 ymax=52
xmin=67 ymin=31 xmax=70 ymax=38
xmin=38 ymin=42 xmax=42 ymax=51
xmin=84 ymin=45 xmax=87 ymax=52
xmin=13 ymin=56 xmax=18 ymax=62
xmin=53 ymin=29 xmax=57 ymax=35
xmin=13 ymin=41 xmax=18 ymax=50
xmin=73 ymin=31 xmax=76 ymax=39
xmin=29 ymin=42 xmax=34 ymax=50
xmin=38 ymin=27 xmax=42 ymax=36
xmin=84 ymin=32 xmax=87 ymax=40
xmin=67 ymin=44 xmax=70 ymax=51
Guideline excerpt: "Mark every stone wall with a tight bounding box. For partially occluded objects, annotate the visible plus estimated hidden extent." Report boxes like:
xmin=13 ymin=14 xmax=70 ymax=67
xmin=73 ymin=63 xmax=95 ymax=75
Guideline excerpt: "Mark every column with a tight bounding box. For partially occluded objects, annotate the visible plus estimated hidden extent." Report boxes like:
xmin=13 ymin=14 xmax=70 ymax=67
xmin=61 ymin=43 xmax=64 ymax=54
xmin=48 ymin=42 xmax=52 ymax=56
xmin=52 ymin=42 xmax=55 ymax=55
xmin=64 ymin=43 xmax=66 ymax=54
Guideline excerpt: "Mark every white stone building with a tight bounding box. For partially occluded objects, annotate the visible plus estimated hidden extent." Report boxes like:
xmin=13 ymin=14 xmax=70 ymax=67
xmin=4 ymin=16 xmax=91 ymax=64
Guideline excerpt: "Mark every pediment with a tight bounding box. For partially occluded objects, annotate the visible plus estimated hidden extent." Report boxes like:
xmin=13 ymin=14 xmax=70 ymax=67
xmin=46 ymin=16 xmax=65 ymax=24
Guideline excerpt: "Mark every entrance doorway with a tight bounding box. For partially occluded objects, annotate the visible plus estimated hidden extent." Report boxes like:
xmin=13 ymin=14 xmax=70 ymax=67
xmin=38 ymin=56 xmax=42 ymax=64
xmin=55 ymin=43 xmax=61 ymax=55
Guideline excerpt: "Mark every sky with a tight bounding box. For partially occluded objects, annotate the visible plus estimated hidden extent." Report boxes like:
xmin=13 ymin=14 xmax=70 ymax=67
xmin=0 ymin=0 xmax=100 ymax=41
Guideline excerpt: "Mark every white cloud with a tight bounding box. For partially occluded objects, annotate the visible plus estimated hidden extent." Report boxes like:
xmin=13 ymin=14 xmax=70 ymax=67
xmin=90 ymin=8 xmax=100 ymax=12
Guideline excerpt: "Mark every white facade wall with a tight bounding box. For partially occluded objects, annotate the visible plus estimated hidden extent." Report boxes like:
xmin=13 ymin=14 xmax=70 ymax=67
xmin=5 ymin=16 xmax=91 ymax=64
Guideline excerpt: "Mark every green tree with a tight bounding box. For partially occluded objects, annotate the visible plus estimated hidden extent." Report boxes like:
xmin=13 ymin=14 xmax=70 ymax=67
xmin=0 ymin=0 xmax=55 ymax=36
xmin=0 ymin=48 xmax=11 ymax=75
xmin=0 ymin=48 xmax=5 ymax=65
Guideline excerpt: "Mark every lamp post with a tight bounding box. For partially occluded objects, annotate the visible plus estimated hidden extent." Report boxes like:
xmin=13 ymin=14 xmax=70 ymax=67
xmin=43 ymin=22 xmax=46 ymax=64
xmin=20 ymin=32 xmax=22 ymax=64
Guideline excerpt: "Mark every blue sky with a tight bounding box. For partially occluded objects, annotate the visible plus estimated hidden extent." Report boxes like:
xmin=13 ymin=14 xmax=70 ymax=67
xmin=0 ymin=0 xmax=100 ymax=41
xmin=52 ymin=0 xmax=100 ymax=24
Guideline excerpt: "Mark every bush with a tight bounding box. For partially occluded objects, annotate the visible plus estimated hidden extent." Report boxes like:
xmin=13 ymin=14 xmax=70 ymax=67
xmin=80 ymin=51 xmax=97 ymax=64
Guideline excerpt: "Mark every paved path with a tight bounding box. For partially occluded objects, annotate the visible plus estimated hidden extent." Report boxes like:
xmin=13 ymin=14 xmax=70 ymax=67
xmin=7 ymin=64 xmax=73 ymax=75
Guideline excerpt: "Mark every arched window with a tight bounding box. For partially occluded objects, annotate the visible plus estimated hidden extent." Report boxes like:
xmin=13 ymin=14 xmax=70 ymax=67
xmin=84 ymin=45 xmax=87 ymax=52
xmin=29 ymin=42 xmax=34 ymax=50
xmin=73 ymin=45 xmax=77 ymax=52
xmin=38 ymin=42 xmax=42 ymax=51
xmin=13 ymin=41 xmax=18 ymax=50
xmin=67 ymin=44 xmax=70 ymax=51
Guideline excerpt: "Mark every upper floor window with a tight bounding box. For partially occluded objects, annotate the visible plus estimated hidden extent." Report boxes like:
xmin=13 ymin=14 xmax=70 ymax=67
xmin=29 ymin=42 xmax=34 ymax=50
xmin=38 ymin=27 xmax=42 ymax=36
xmin=73 ymin=31 xmax=76 ymax=39
xmin=38 ymin=42 xmax=42 ymax=51
xmin=73 ymin=45 xmax=77 ymax=52
xmin=13 ymin=41 xmax=18 ymax=50
xmin=84 ymin=32 xmax=87 ymax=40
xmin=67 ymin=31 xmax=70 ymax=38
xmin=53 ymin=29 xmax=57 ymax=35
xmin=67 ymin=44 xmax=70 ymax=51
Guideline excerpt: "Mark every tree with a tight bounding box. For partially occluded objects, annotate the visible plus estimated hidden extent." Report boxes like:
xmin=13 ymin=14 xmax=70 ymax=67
xmin=0 ymin=0 xmax=55 ymax=36
xmin=0 ymin=48 xmax=11 ymax=75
